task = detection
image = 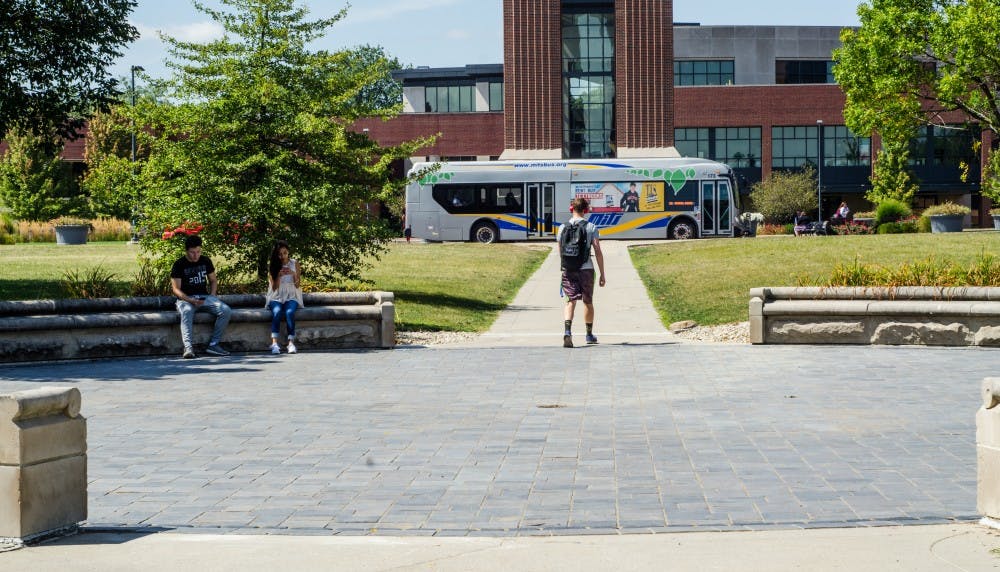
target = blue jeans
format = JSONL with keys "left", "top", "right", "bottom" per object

{"left": 176, "top": 295, "right": 232, "bottom": 349}
{"left": 268, "top": 300, "right": 298, "bottom": 340}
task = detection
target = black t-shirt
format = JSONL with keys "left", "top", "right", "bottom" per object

{"left": 170, "top": 256, "right": 215, "bottom": 296}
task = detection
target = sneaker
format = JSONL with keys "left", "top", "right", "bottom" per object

{"left": 270, "top": 343, "right": 281, "bottom": 355}
{"left": 182, "top": 347, "right": 196, "bottom": 359}
{"left": 287, "top": 341, "right": 297, "bottom": 354}
{"left": 563, "top": 333, "right": 573, "bottom": 348}
{"left": 205, "top": 344, "right": 230, "bottom": 357}
{"left": 586, "top": 334, "right": 599, "bottom": 345}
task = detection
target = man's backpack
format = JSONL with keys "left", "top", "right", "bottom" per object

{"left": 560, "top": 219, "right": 590, "bottom": 271}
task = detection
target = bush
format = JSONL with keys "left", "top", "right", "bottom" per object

{"left": 824, "top": 253, "right": 1000, "bottom": 287}
{"left": 130, "top": 258, "right": 171, "bottom": 297}
{"left": 834, "top": 221, "right": 875, "bottom": 235}
{"left": 874, "top": 198, "right": 912, "bottom": 225}
{"left": 922, "top": 202, "right": 971, "bottom": 216}
{"left": 748, "top": 166, "right": 817, "bottom": 224}
{"left": 875, "top": 219, "right": 918, "bottom": 234}
{"left": 756, "top": 223, "right": 793, "bottom": 235}
{"left": 917, "top": 215, "right": 932, "bottom": 233}
{"left": 60, "top": 265, "right": 119, "bottom": 298}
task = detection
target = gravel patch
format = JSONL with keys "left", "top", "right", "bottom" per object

{"left": 395, "top": 331, "right": 480, "bottom": 346}
{"left": 671, "top": 321, "right": 750, "bottom": 344}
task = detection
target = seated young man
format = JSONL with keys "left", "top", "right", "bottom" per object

{"left": 170, "top": 235, "right": 232, "bottom": 358}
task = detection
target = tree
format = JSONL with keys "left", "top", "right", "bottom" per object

{"left": 834, "top": 0, "right": 1000, "bottom": 202}
{"left": 343, "top": 44, "right": 406, "bottom": 116}
{"left": 81, "top": 103, "right": 144, "bottom": 219}
{"left": 133, "top": 0, "right": 430, "bottom": 282}
{"left": 0, "top": 0, "right": 139, "bottom": 141}
{"left": 0, "top": 127, "right": 84, "bottom": 221}
{"left": 748, "top": 166, "right": 817, "bottom": 224}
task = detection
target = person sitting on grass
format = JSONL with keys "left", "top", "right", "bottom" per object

{"left": 170, "top": 235, "right": 232, "bottom": 359}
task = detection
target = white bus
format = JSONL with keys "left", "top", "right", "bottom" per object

{"left": 404, "top": 158, "right": 742, "bottom": 243}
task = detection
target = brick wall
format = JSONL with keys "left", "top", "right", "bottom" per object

{"left": 354, "top": 114, "right": 504, "bottom": 157}
{"left": 616, "top": 0, "right": 673, "bottom": 149}
{"left": 503, "top": 0, "right": 562, "bottom": 151}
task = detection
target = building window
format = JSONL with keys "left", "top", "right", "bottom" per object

{"left": 675, "top": 127, "right": 761, "bottom": 167}
{"left": 489, "top": 82, "right": 504, "bottom": 112}
{"left": 424, "top": 85, "right": 475, "bottom": 113}
{"left": 823, "top": 126, "right": 871, "bottom": 167}
{"left": 775, "top": 60, "right": 835, "bottom": 84}
{"left": 772, "top": 126, "right": 819, "bottom": 169}
{"left": 909, "top": 125, "right": 979, "bottom": 167}
{"left": 562, "top": 10, "right": 615, "bottom": 159}
{"left": 674, "top": 60, "right": 734, "bottom": 86}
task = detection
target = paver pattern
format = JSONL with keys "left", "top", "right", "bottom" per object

{"left": 0, "top": 344, "right": 994, "bottom": 536}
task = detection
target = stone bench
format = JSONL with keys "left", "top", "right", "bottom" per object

{"left": 0, "top": 292, "right": 395, "bottom": 363}
{"left": 749, "top": 286, "right": 1000, "bottom": 346}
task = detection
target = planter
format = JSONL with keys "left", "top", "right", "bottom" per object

{"left": 929, "top": 214, "right": 965, "bottom": 233}
{"left": 54, "top": 225, "right": 89, "bottom": 245}
{"left": 993, "top": 215, "right": 1000, "bottom": 230}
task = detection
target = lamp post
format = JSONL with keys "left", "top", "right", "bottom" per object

{"left": 129, "top": 65, "right": 144, "bottom": 243}
{"left": 816, "top": 119, "right": 823, "bottom": 222}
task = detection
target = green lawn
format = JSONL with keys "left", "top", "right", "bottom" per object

{"left": 0, "top": 241, "right": 550, "bottom": 332}
{"left": 630, "top": 232, "right": 1000, "bottom": 326}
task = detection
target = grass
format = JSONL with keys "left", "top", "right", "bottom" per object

{"left": 630, "top": 232, "right": 1000, "bottom": 326}
{"left": 0, "top": 242, "right": 141, "bottom": 300}
{"left": 351, "top": 242, "right": 549, "bottom": 331}
{"left": 0, "top": 241, "right": 550, "bottom": 333}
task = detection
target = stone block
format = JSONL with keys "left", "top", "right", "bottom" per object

{"left": 0, "top": 456, "right": 87, "bottom": 539}
{"left": 871, "top": 321, "right": 970, "bottom": 346}
{"left": 769, "top": 320, "right": 866, "bottom": 344}
{"left": 0, "top": 416, "right": 85, "bottom": 466}
{"left": 975, "top": 326, "right": 1000, "bottom": 347}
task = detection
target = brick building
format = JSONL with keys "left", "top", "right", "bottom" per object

{"left": 356, "top": 0, "right": 992, "bottom": 225}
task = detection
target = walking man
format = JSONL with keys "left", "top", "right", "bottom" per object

{"left": 170, "top": 235, "right": 232, "bottom": 358}
{"left": 558, "top": 197, "right": 606, "bottom": 348}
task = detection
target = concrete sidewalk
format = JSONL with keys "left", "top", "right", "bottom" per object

{"left": 461, "top": 240, "right": 678, "bottom": 347}
{"left": 7, "top": 523, "right": 1000, "bottom": 571}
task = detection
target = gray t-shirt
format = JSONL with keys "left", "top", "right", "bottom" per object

{"left": 556, "top": 217, "right": 599, "bottom": 270}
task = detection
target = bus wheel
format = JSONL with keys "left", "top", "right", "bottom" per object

{"left": 669, "top": 220, "right": 696, "bottom": 240}
{"left": 472, "top": 222, "right": 499, "bottom": 244}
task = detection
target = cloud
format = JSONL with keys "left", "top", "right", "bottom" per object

{"left": 349, "top": 0, "right": 462, "bottom": 23}
{"left": 132, "top": 20, "right": 225, "bottom": 43}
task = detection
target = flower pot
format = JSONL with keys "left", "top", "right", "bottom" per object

{"left": 54, "top": 224, "right": 89, "bottom": 245}
{"left": 929, "top": 214, "right": 965, "bottom": 233}
{"left": 993, "top": 215, "right": 1000, "bottom": 230}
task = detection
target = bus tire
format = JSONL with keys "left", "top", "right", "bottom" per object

{"left": 471, "top": 221, "right": 499, "bottom": 243}
{"left": 668, "top": 219, "right": 697, "bottom": 240}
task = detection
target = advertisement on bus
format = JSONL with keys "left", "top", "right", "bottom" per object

{"left": 569, "top": 182, "right": 665, "bottom": 213}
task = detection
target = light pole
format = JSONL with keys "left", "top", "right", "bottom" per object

{"left": 816, "top": 119, "right": 823, "bottom": 222}
{"left": 129, "top": 65, "right": 144, "bottom": 243}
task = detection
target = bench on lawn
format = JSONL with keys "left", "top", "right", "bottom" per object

{"left": 750, "top": 286, "right": 1000, "bottom": 346}
{"left": 0, "top": 292, "right": 395, "bottom": 363}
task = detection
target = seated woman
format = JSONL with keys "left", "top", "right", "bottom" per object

{"left": 831, "top": 201, "right": 851, "bottom": 225}
{"left": 793, "top": 211, "right": 811, "bottom": 236}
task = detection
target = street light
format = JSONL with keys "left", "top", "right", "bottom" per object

{"left": 816, "top": 119, "right": 823, "bottom": 222}
{"left": 129, "top": 65, "right": 144, "bottom": 243}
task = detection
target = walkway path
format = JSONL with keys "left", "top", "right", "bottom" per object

{"left": 461, "top": 240, "right": 676, "bottom": 347}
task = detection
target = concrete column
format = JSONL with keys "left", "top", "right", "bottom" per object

{"left": 978, "top": 378, "right": 1000, "bottom": 524}
{"left": 0, "top": 387, "right": 86, "bottom": 545}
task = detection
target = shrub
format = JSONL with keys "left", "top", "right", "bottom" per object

{"left": 60, "top": 265, "right": 119, "bottom": 298}
{"left": 130, "top": 258, "right": 171, "bottom": 297}
{"left": 875, "top": 218, "right": 918, "bottom": 234}
{"left": 853, "top": 210, "right": 875, "bottom": 219}
{"left": 756, "top": 223, "right": 793, "bottom": 235}
{"left": 822, "top": 253, "right": 1000, "bottom": 287}
{"left": 834, "top": 221, "right": 875, "bottom": 235}
{"left": 922, "top": 202, "right": 971, "bottom": 216}
{"left": 874, "top": 198, "right": 912, "bottom": 225}
{"left": 748, "top": 166, "right": 817, "bottom": 224}
{"left": 917, "top": 215, "right": 932, "bottom": 233}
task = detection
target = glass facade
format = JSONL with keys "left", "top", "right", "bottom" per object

{"left": 424, "top": 85, "right": 476, "bottom": 113}
{"left": 775, "top": 60, "right": 835, "bottom": 84}
{"left": 562, "top": 10, "right": 615, "bottom": 158}
{"left": 675, "top": 127, "right": 760, "bottom": 167}
{"left": 772, "top": 125, "right": 819, "bottom": 168}
{"left": 823, "top": 126, "right": 871, "bottom": 167}
{"left": 674, "top": 60, "right": 735, "bottom": 86}
{"left": 489, "top": 82, "right": 504, "bottom": 112}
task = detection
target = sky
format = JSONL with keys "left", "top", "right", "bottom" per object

{"left": 112, "top": 0, "right": 863, "bottom": 81}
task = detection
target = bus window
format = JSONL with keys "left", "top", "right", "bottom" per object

{"left": 433, "top": 184, "right": 524, "bottom": 214}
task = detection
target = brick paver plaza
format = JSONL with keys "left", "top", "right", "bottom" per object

{"left": 0, "top": 343, "right": 995, "bottom": 536}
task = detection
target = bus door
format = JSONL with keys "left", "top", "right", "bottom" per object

{"left": 526, "top": 183, "right": 556, "bottom": 238}
{"left": 700, "top": 180, "right": 733, "bottom": 236}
